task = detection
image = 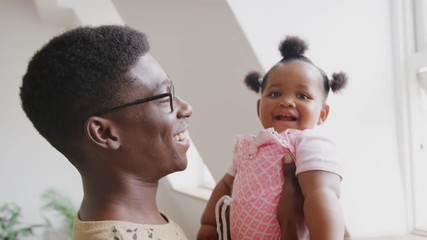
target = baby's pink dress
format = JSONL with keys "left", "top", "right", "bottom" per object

{"left": 227, "top": 128, "right": 343, "bottom": 240}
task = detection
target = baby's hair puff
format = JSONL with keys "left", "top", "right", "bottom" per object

{"left": 244, "top": 35, "right": 348, "bottom": 98}
{"left": 244, "top": 71, "right": 263, "bottom": 94}
{"left": 329, "top": 72, "right": 348, "bottom": 93}
{"left": 279, "top": 36, "right": 308, "bottom": 60}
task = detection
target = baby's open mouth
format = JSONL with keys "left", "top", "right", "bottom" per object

{"left": 275, "top": 114, "right": 297, "bottom": 121}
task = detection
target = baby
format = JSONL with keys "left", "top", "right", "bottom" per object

{"left": 198, "top": 36, "right": 348, "bottom": 240}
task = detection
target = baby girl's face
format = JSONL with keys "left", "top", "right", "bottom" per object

{"left": 257, "top": 60, "right": 329, "bottom": 133}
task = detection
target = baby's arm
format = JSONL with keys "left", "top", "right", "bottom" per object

{"left": 298, "top": 170, "right": 344, "bottom": 240}
{"left": 197, "top": 173, "right": 234, "bottom": 240}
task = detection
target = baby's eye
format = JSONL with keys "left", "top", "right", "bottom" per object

{"left": 268, "top": 92, "right": 281, "bottom": 98}
{"left": 297, "top": 93, "right": 309, "bottom": 100}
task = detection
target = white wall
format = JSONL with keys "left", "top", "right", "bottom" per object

{"left": 0, "top": 0, "right": 410, "bottom": 239}
{"left": 0, "top": 0, "right": 83, "bottom": 230}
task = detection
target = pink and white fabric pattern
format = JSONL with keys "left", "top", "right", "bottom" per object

{"left": 227, "top": 127, "right": 342, "bottom": 240}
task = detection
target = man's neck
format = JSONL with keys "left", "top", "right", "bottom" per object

{"left": 78, "top": 175, "right": 167, "bottom": 224}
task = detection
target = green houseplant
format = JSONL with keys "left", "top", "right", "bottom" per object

{"left": 40, "top": 189, "right": 77, "bottom": 238}
{"left": 0, "top": 189, "right": 76, "bottom": 240}
{"left": 0, "top": 202, "right": 44, "bottom": 240}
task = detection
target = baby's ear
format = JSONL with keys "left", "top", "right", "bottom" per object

{"left": 257, "top": 99, "right": 261, "bottom": 118}
{"left": 318, "top": 104, "right": 330, "bottom": 125}
{"left": 85, "top": 116, "right": 120, "bottom": 149}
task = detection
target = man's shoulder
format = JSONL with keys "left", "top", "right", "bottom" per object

{"left": 73, "top": 214, "right": 189, "bottom": 240}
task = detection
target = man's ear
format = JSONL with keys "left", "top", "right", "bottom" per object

{"left": 85, "top": 116, "right": 120, "bottom": 150}
{"left": 257, "top": 99, "right": 261, "bottom": 118}
{"left": 318, "top": 104, "right": 330, "bottom": 125}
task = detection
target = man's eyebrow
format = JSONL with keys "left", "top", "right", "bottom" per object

{"left": 153, "top": 78, "right": 172, "bottom": 92}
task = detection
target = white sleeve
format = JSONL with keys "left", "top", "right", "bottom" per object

{"left": 294, "top": 129, "right": 343, "bottom": 178}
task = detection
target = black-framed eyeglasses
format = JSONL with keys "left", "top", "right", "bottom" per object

{"left": 93, "top": 82, "right": 175, "bottom": 116}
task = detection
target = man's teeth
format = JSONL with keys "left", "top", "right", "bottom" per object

{"left": 174, "top": 130, "right": 188, "bottom": 141}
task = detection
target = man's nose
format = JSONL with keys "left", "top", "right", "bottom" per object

{"left": 176, "top": 96, "right": 193, "bottom": 118}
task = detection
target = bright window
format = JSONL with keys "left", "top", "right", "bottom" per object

{"left": 403, "top": 0, "right": 427, "bottom": 234}
{"left": 201, "top": 164, "right": 216, "bottom": 190}
{"left": 413, "top": 85, "right": 427, "bottom": 231}
{"left": 396, "top": 0, "right": 427, "bottom": 234}
{"left": 165, "top": 137, "right": 215, "bottom": 201}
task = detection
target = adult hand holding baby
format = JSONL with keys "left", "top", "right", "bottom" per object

{"left": 278, "top": 155, "right": 309, "bottom": 240}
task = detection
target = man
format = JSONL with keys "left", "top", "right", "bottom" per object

{"left": 20, "top": 25, "right": 192, "bottom": 239}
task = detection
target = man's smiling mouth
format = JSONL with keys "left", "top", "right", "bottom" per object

{"left": 174, "top": 130, "right": 189, "bottom": 141}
